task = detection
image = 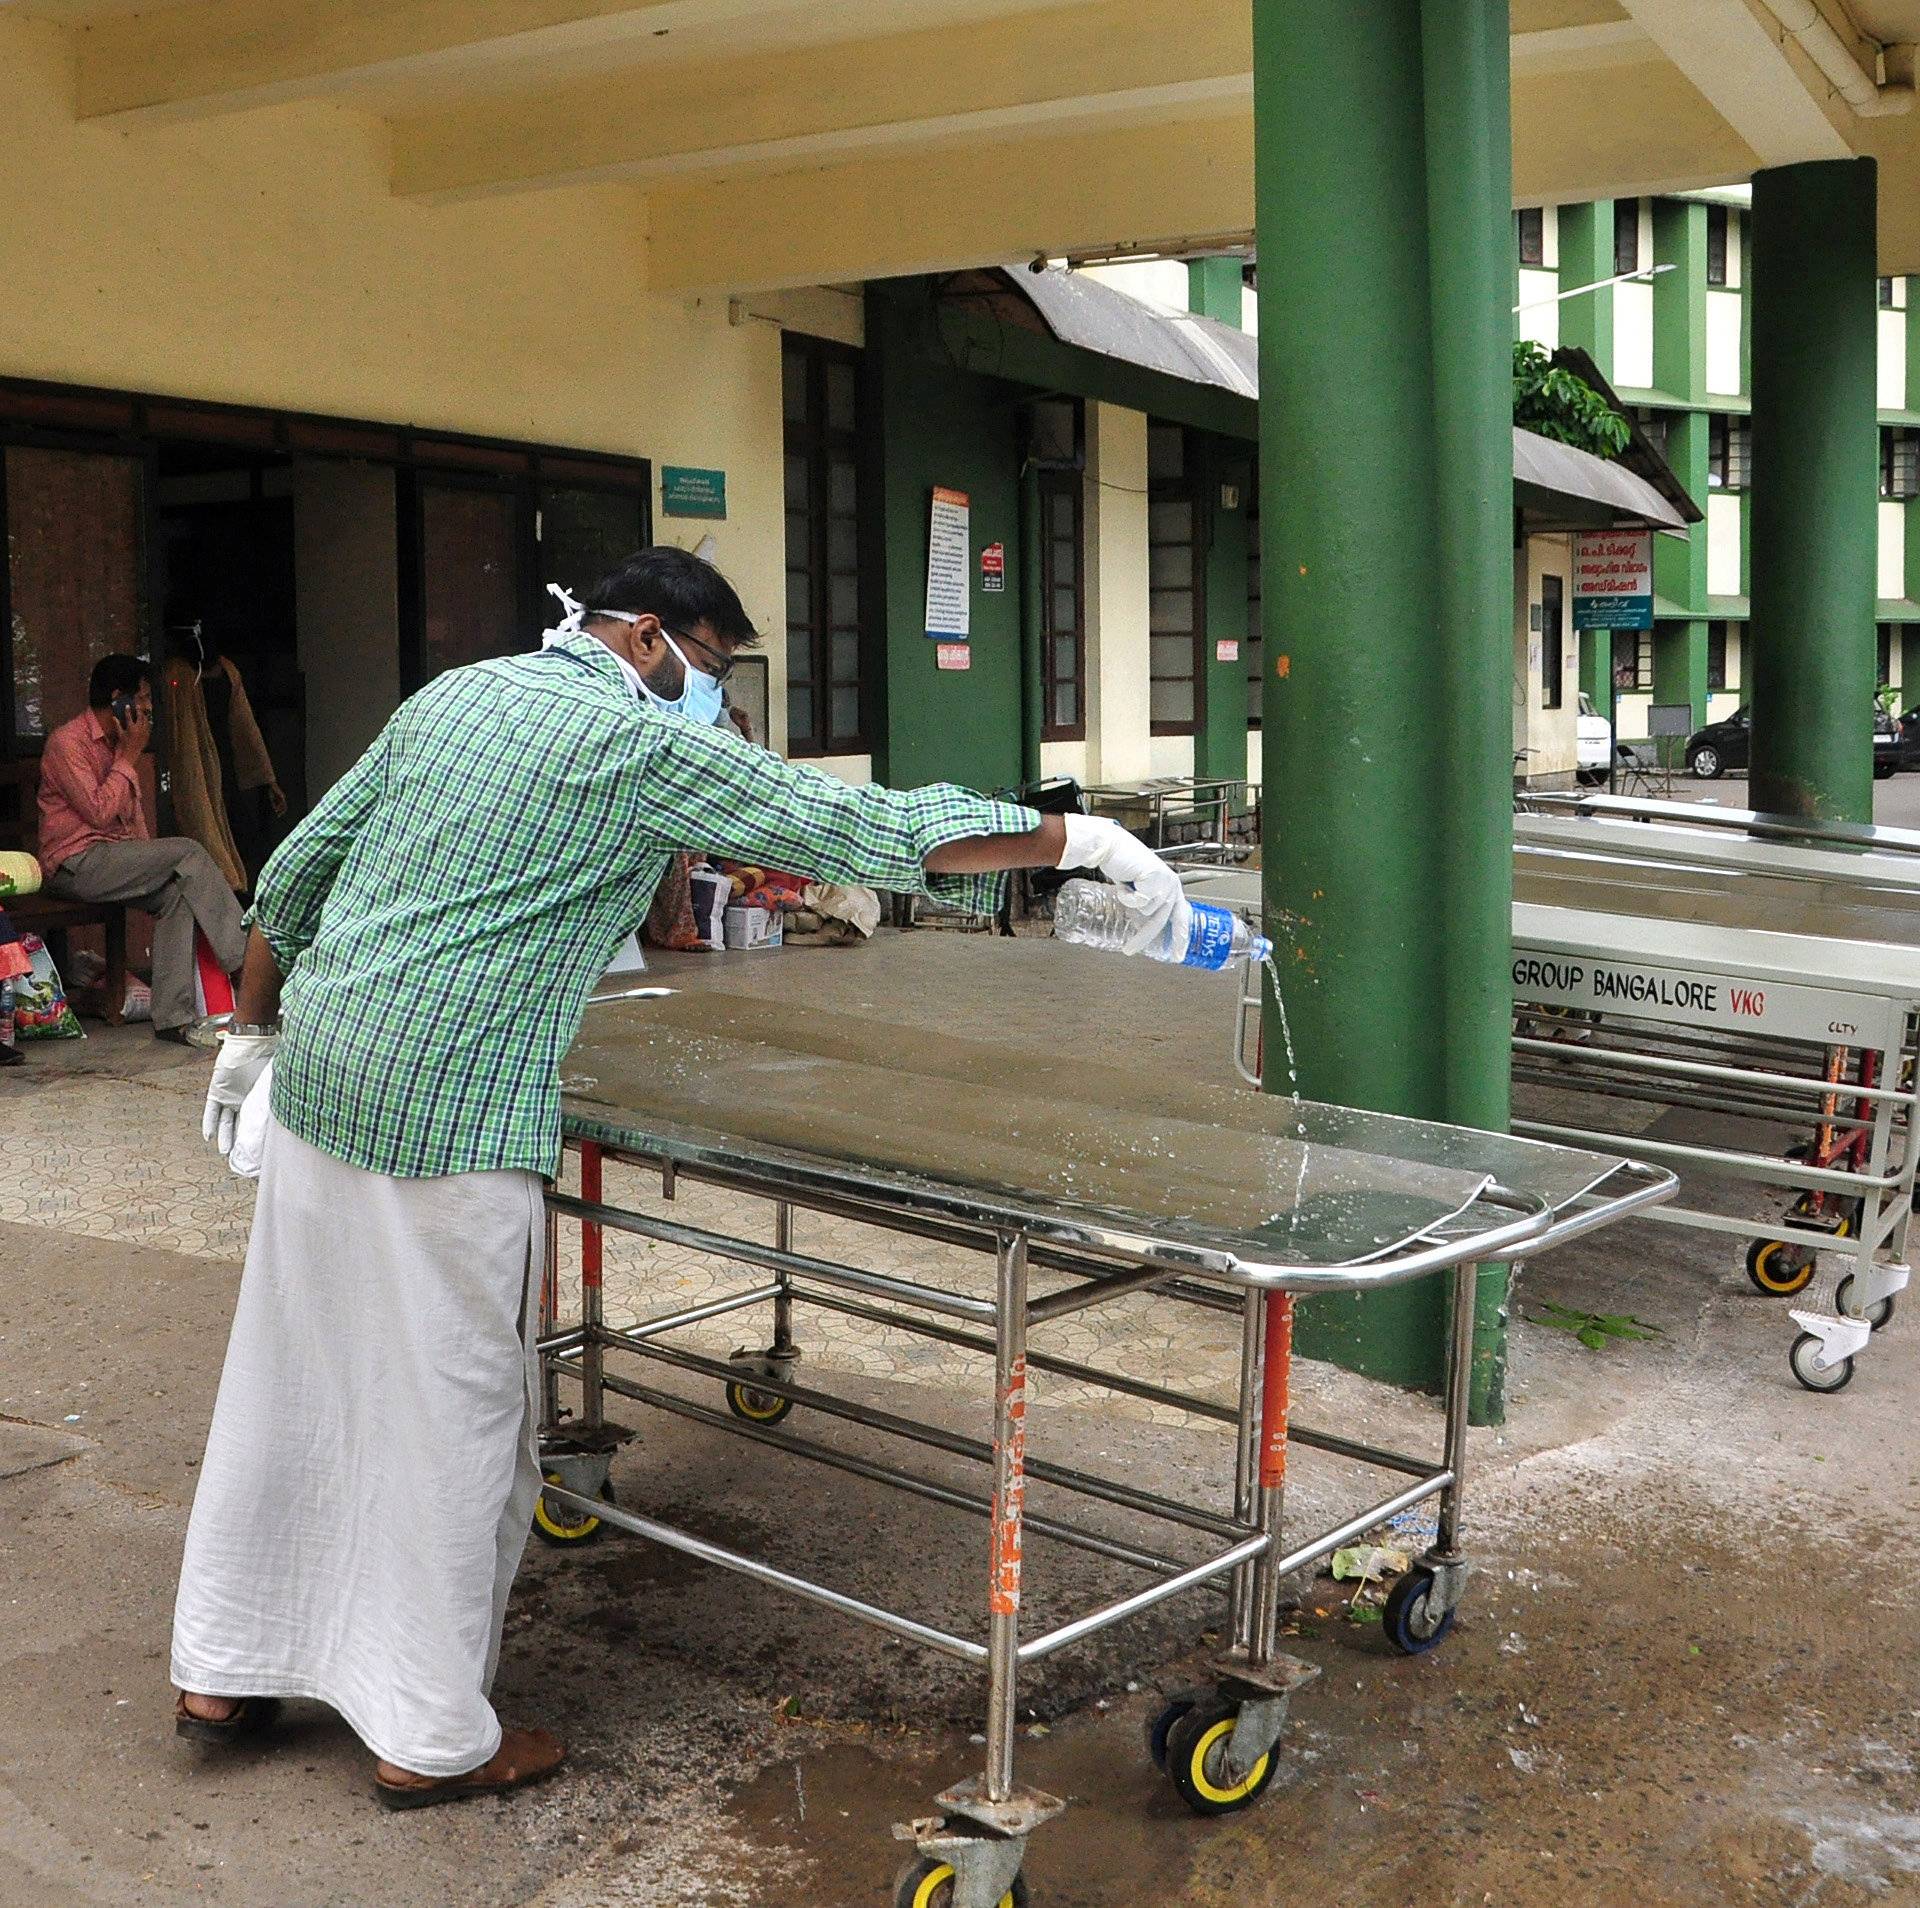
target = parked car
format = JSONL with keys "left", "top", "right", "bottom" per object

{"left": 1575, "top": 691, "right": 1612, "bottom": 786}
{"left": 1900, "top": 705, "right": 1920, "bottom": 769}
{"left": 1876, "top": 704, "right": 1902, "bottom": 778}
{"left": 1684, "top": 705, "right": 1901, "bottom": 780}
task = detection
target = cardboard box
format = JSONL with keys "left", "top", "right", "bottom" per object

{"left": 723, "top": 904, "right": 782, "bottom": 951}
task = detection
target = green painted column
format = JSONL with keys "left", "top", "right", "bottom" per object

{"left": 1652, "top": 200, "right": 1706, "bottom": 404}
{"left": 1423, "top": 0, "right": 1516, "bottom": 1424}
{"left": 1748, "top": 160, "right": 1879, "bottom": 822}
{"left": 1256, "top": 0, "right": 1514, "bottom": 1416}
{"left": 1579, "top": 630, "right": 1610, "bottom": 710}
{"left": 1018, "top": 460, "right": 1043, "bottom": 785}
{"left": 1187, "top": 257, "right": 1243, "bottom": 328}
{"left": 1555, "top": 201, "right": 1615, "bottom": 377}
{"left": 1653, "top": 411, "right": 1710, "bottom": 613}
{"left": 1653, "top": 619, "right": 1709, "bottom": 744}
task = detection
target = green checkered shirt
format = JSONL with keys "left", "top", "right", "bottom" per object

{"left": 256, "top": 633, "right": 1036, "bottom": 1179}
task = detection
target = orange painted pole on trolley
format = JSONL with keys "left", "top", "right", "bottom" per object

{"left": 580, "top": 1141, "right": 604, "bottom": 1292}
{"left": 988, "top": 1353, "right": 1028, "bottom": 1618}
{"left": 1259, "top": 1293, "right": 1294, "bottom": 1490}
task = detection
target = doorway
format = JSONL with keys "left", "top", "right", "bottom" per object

{"left": 157, "top": 444, "right": 302, "bottom": 885}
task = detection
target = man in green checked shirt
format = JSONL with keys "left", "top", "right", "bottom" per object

{"left": 168, "top": 548, "right": 1182, "bottom": 1809}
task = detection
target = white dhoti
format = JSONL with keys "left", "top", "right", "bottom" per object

{"left": 171, "top": 1114, "right": 546, "bottom": 1775}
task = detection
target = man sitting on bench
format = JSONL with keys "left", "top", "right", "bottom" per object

{"left": 38, "top": 655, "right": 247, "bottom": 1045}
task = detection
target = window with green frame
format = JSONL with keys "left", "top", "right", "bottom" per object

{"left": 783, "top": 335, "right": 868, "bottom": 756}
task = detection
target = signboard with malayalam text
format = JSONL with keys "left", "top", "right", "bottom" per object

{"left": 660, "top": 466, "right": 727, "bottom": 519}
{"left": 925, "top": 487, "right": 971, "bottom": 639}
{"left": 1572, "top": 529, "right": 1653, "bottom": 631}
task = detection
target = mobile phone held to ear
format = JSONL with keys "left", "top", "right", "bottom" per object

{"left": 111, "top": 694, "right": 137, "bottom": 727}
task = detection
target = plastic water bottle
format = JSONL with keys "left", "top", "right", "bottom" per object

{"left": 1052, "top": 878, "right": 1272, "bottom": 970}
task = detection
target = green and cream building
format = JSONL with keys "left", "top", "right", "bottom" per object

{"left": 1514, "top": 187, "right": 1920, "bottom": 749}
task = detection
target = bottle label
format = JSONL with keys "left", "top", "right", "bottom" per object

{"left": 1182, "top": 901, "right": 1237, "bottom": 970}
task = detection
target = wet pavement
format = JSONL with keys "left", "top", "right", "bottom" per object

{"left": 3, "top": 929, "right": 1917, "bottom": 1906}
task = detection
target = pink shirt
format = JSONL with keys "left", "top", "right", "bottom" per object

{"left": 36, "top": 709, "right": 149, "bottom": 873}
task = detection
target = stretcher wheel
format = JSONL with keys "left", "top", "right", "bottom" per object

{"left": 532, "top": 1473, "right": 614, "bottom": 1547}
{"left": 1789, "top": 1333, "right": 1855, "bottom": 1394}
{"left": 725, "top": 1381, "right": 795, "bottom": 1425}
{"left": 891, "top": 1857, "right": 1027, "bottom": 1908}
{"left": 1746, "top": 1239, "right": 1816, "bottom": 1297}
{"left": 1834, "top": 1274, "right": 1896, "bottom": 1332}
{"left": 1383, "top": 1567, "right": 1456, "bottom": 1656}
{"left": 1145, "top": 1686, "right": 1207, "bottom": 1773}
{"left": 1165, "top": 1700, "right": 1277, "bottom": 1816}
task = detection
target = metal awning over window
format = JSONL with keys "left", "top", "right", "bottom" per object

{"left": 951, "top": 267, "right": 1689, "bottom": 535}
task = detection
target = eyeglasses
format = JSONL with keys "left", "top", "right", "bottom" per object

{"left": 668, "top": 626, "right": 736, "bottom": 685}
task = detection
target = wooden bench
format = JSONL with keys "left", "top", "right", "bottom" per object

{"left": 1, "top": 758, "right": 128, "bottom": 1025}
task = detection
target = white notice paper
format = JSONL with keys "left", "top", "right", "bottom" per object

{"left": 924, "top": 486, "right": 970, "bottom": 639}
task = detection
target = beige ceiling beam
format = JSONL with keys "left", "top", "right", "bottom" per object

{"left": 392, "top": 0, "right": 1249, "bottom": 201}
{"left": 1614, "top": 0, "right": 1854, "bottom": 165}
{"left": 1509, "top": 20, "right": 1655, "bottom": 77}
{"left": 75, "top": 0, "right": 807, "bottom": 125}
{"left": 1514, "top": 57, "right": 1764, "bottom": 202}
{"left": 643, "top": 113, "right": 1253, "bottom": 295}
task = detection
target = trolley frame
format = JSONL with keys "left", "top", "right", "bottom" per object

{"left": 535, "top": 1030, "right": 1669, "bottom": 1903}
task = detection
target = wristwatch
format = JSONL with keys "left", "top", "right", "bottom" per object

{"left": 227, "top": 1021, "right": 281, "bottom": 1038}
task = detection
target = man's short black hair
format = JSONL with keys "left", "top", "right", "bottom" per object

{"left": 88, "top": 654, "right": 152, "bottom": 708}
{"left": 581, "top": 547, "right": 758, "bottom": 646}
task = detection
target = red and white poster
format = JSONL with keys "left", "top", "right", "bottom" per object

{"left": 935, "top": 642, "right": 971, "bottom": 671}
{"left": 980, "top": 540, "right": 1005, "bottom": 592}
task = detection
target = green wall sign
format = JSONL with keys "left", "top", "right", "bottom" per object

{"left": 661, "top": 466, "right": 727, "bottom": 518}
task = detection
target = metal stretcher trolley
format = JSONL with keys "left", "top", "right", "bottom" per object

{"left": 1511, "top": 797, "right": 1920, "bottom": 1391}
{"left": 534, "top": 991, "right": 1669, "bottom": 1907}
{"left": 1204, "top": 794, "right": 1920, "bottom": 1396}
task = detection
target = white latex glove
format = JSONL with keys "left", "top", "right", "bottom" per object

{"left": 1057, "top": 813, "right": 1185, "bottom": 955}
{"left": 228, "top": 1061, "right": 275, "bottom": 1180}
{"left": 202, "top": 1031, "right": 280, "bottom": 1157}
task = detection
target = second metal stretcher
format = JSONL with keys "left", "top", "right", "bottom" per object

{"left": 533, "top": 989, "right": 1668, "bottom": 1908}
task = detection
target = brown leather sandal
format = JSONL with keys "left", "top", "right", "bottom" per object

{"left": 174, "top": 1692, "right": 283, "bottom": 1744}
{"left": 373, "top": 1727, "right": 565, "bottom": 1811}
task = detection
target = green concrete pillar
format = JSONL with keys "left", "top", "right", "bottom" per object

{"left": 1187, "top": 257, "right": 1243, "bottom": 328}
{"left": 1256, "top": 0, "right": 1514, "bottom": 1416}
{"left": 1653, "top": 411, "right": 1710, "bottom": 615}
{"left": 1579, "top": 630, "right": 1611, "bottom": 711}
{"left": 1556, "top": 201, "right": 1616, "bottom": 377}
{"left": 1018, "top": 460, "right": 1043, "bottom": 785}
{"left": 1748, "top": 159, "right": 1879, "bottom": 822}
{"left": 1653, "top": 619, "right": 1709, "bottom": 750}
{"left": 1652, "top": 200, "right": 1706, "bottom": 404}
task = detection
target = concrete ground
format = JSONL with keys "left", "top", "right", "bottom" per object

{"left": 3, "top": 903, "right": 1919, "bottom": 1907}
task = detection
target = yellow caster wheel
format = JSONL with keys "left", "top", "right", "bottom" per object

{"left": 1745, "top": 1238, "right": 1815, "bottom": 1297}
{"left": 532, "top": 1472, "right": 613, "bottom": 1547}
{"left": 1145, "top": 1685, "right": 1207, "bottom": 1772}
{"left": 725, "top": 1380, "right": 795, "bottom": 1425}
{"left": 1165, "top": 1700, "right": 1277, "bottom": 1817}
{"left": 891, "top": 1857, "right": 1027, "bottom": 1908}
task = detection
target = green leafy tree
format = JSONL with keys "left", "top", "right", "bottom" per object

{"left": 1513, "top": 341, "right": 1631, "bottom": 460}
